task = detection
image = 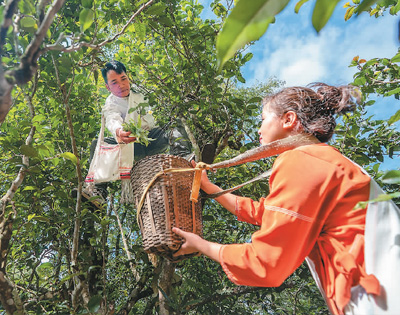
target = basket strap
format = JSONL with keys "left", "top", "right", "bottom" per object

{"left": 202, "top": 169, "right": 272, "bottom": 199}
{"left": 191, "top": 201, "right": 196, "bottom": 233}
{"left": 190, "top": 134, "right": 319, "bottom": 201}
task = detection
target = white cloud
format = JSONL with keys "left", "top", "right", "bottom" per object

{"left": 241, "top": 2, "right": 399, "bottom": 88}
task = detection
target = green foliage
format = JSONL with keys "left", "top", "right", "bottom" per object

{"left": 216, "top": 0, "right": 288, "bottom": 71}
{"left": 215, "top": 0, "right": 386, "bottom": 69}
{"left": 382, "top": 170, "right": 400, "bottom": 184}
{"left": 0, "top": 0, "right": 399, "bottom": 313}
{"left": 312, "top": 0, "right": 341, "bottom": 32}
{"left": 122, "top": 116, "right": 155, "bottom": 146}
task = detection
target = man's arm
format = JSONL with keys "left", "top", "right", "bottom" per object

{"left": 102, "top": 94, "right": 136, "bottom": 143}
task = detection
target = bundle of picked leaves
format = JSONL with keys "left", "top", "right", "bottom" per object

{"left": 122, "top": 115, "right": 155, "bottom": 146}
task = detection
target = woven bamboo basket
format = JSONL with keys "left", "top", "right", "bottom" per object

{"left": 131, "top": 154, "right": 203, "bottom": 262}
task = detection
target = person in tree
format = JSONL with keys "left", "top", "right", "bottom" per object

{"left": 78, "top": 60, "right": 193, "bottom": 206}
{"left": 173, "top": 83, "right": 400, "bottom": 315}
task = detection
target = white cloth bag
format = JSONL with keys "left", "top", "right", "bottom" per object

{"left": 85, "top": 115, "right": 134, "bottom": 184}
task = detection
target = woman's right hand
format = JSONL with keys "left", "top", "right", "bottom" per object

{"left": 191, "top": 160, "right": 237, "bottom": 215}
{"left": 191, "top": 160, "right": 213, "bottom": 193}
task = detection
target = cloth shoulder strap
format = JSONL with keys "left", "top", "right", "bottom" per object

{"left": 203, "top": 169, "right": 272, "bottom": 199}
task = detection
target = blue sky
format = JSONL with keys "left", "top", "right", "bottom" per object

{"left": 200, "top": 0, "right": 399, "bottom": 170}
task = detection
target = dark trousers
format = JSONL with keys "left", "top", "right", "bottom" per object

{"left": 89, "top": 125, "right": 192, "bottom": 197}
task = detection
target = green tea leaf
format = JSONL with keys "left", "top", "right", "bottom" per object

{"left": 146, "top": 2, "right": 167, "bottom": 16}
{"left": 20, "top": 16, "right": 36, "bottom": 28}
{"left": 60, "top": 152, "right": 77, "bottom": 165}
{"left": 79, "top": 8, "right": 94, "bottom": 32}
{"left": 295, "top": 0, "right": 310, "bottom": 14}
{"left": 382, "top": 170, "right": 400, "bottom": 184}
{"left": 122, "top": 119, "right": 154, "bottom": 146}
{"left": 391, "top": 52, "right": 400, "bottom": 63}
{"left": 355, "top": 0, "right": 379, "bottom": 14}
{"left": 82, "top": 0, "right": 93, "bottom": 9}
{"left": 312, "top": 0, "right": 341, "bottom": 33}
{"left": 88, "top": 295, "right": 102, "bottom": 312}
{"left": 20, "top": 145, "right": 38, "bottom": 157}
{"left": 216, "top": 0, "right": 289, "bottom": 71}
{"left": 388, "top": 109, "right": 400, "bottom": 125}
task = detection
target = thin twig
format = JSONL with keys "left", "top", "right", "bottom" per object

{"left": 113, "top": 205, "right": 140, "bottom": 281}
{"left": 45, "top": 0, "right": 154, "bottom": 53}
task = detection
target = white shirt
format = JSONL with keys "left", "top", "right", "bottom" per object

{"left": 102, "top": 91, "right": 156, "bottom": 139}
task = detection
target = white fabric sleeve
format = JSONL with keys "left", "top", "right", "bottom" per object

{"left": 102, "top": 96, "right": 124, "bottom": 138}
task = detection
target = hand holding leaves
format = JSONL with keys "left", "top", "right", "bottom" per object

{"left": 122, "top": 115, "right": 155, "bottom": 146}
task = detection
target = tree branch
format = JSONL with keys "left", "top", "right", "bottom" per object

{"left": 0, "top": 87, "right": 36, "bottom": 314}
{"left": 0, "top": 270, "right": 25, "bottom": 314}
{"left": 45, "top": 0, "right": 154, "bottom": 54}
{"left": 0, "top": 0, "right": 66, "bottom": 123}
{"left": 0, "top": 0, "right": 19, "bottom": 55}
{"left": 113, "top": 205, "right": 140, "bottom": 281}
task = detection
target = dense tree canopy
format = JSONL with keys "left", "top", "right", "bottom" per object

{"left": 0, "top": 0, "right": 399, "bottom": 314}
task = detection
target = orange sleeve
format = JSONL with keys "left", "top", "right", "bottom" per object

{"left": 235, "top": 196, "right": 266, "bottom": 226}
{"left": 220, "top": 149, "right": 343, "bottom": 287}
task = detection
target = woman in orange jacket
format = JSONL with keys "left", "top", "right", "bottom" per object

{"left": 173, "top": 83, "right": 400, "bottom": 314}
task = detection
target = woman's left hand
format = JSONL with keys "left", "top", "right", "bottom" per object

{"left": 172, "top": 227, "right": 202, "bottom": 257}
{"left": 172, "top": 227, "right": 222, "bottom": 262}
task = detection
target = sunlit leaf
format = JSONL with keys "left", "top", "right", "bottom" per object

{"left": 82, "top": 0, "right": 93, "bottom": 9}
{"left": 79, "top": 8, "right": 94, "bottom": 32}
{"left": 19, "top": 0, "right": 35, "bottom": 15}
{"left": 312, "top": 0, "right": 341, "bottom": 33}
{"left": 384, "top": 87, "right": 400, "bottom": 97}
{"left": 355, "top": 0, "right": 379, "bottom": 14}
{"left": 353, "top": 76, "right": 366, "bottom": 85}
{"left": 60, "top": 152, "right": 77, "bottom": 165}
{"left": 295, "top": 0, "right": 310, "bottom": 13}
{"left": 217, "top": 0, "right": 289, "bottom": 71}
{"left": 344, "top": 6, "right": 355, "bottom": 21}
{"left": 382, "top": 170, "right": 400, "bottom": 184}
{"left": 20, "top": 16, "right": 36, "bottom": 29}
{"left": 388, "top": 109, "right": 400, "bottom": 125}
{"left": 391, "top": 52, "right": 400, "bottom": 63}
{"left": 23, "top": 186, "right": 38, "bottom": 191}
{"left": 38, "top": 262, "right": 53, "bottom": 269}
{"left": 146, "top": 2, "right": 167, "bottom": 15}
{"left": 355, "top": 192, "right": 400, "bottom": 209}
{"left": 134, "top": 22, "right": 146, "bottom": 40}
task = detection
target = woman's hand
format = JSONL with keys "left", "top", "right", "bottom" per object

{"left": 190, "top": 160, "right": 237, "bottom": 214}
{"left": 172, "top": 227, "right": 222, "bottom": 262}
{"left": 116, "top": 128, "right": 136, "bottom": 144}
{"left": 172, "top": 227, "right": 202, "bottom": 257}
{"left": 190, "top": 160, "right": 213, "bottom": 192}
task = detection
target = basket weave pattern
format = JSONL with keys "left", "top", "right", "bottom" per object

{"left": 131, "top": 154, "right": 203, "bottom": 261}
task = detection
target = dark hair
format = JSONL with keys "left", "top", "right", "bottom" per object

{"left": 263, "top": 83, "right": 359, "bottom": 143}
{"left": 101, "top": 61, "right": 127, "bottom": 83}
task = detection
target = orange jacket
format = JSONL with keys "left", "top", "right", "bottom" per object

{"left": 219, "top": 143, "right": 380, "bottom": 314}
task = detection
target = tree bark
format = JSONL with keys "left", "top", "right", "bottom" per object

{"left": 158, "top": 259, "right": 175, "bottom": 315}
